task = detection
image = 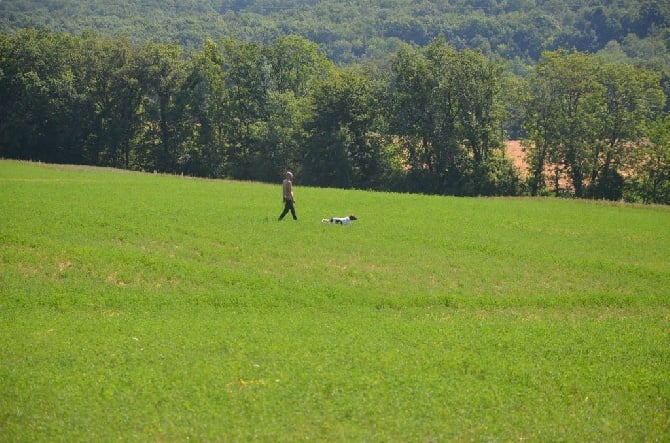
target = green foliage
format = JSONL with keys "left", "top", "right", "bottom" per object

{"left": 523, "top": 50, "right": 666, "bottom": 199}
{"left": 626, "top": 115, "right": 670, "bottom": 204}
{"left": 389, "top": 39, "right": 504, "bottom": 195}
{"left": 0, "top": 29, "right": 668, "bottom": 201}
{"left": 1, "top": 160, "right": 669, "bottom": 440}
{"left": 303, "top": 67, "right": 388, "bottom": 189}
{"left": 1, "top": 0, "right": 669, "bottom": 67}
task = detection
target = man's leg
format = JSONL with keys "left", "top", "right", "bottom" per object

{"left": 278, "top": 202, "right": 290, "bottom": 220}
{"left": 289, "top": 201, "right": 297, "bottom": 220}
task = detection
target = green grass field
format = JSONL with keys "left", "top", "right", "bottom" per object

{"left": 1, "top": 159, "right": 669, "bottom": 441}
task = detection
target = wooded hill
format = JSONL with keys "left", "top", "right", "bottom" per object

{"left": 1, "top": 0, "right": 669, "bottom": 69}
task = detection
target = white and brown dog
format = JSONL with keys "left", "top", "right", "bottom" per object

{"left": 322, "top": 214, "right": 358, "bottom": 225}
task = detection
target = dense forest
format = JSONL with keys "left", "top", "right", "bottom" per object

{"left": 1, "top": 1, "right": 669, "bottom": 202}
{"left": 2, "top": 0, "right": 670, "bottom": 68}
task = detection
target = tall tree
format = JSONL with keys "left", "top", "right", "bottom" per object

{"left": 254, "top": 36, "right": 333, "bottom": 182}
{"left": 587, "top": 61, "right": 665, "bottom": 199}
{"left": 181, "top": 39, "right": 230, "bottom": 177}
{"left": 525, "top": 50, "right": 666, "bottom": 199}
{"left": 390, "top": 39, "right": 505, "bottom": 195}
{"left": 629, "top": 115, "right": 670, "bottom": 204}
{"left": 217, "top": 38, "right": 269, "bottom": 179}
{"left": 0, "top": 30, "right": 85, "bottom": 163}
{"left": 452, "top": 47, "right": 504, "bottom": 190}
{"left": 134, "top": 42, "right": 188, "bottom": 173}
{"left": 390, "top": 42, "right": 439, "bottom": 176}
{"left": 76, "top": 34, "right": 144, "bottom": 168}
{"left": 524, "top": 50, "right": 601, "bottom": 197}
{"left": 303, "top": 67, "right": 386, "bottom": 189}
{"left": 524, "top": 52, "right": 566, "bottom": 196}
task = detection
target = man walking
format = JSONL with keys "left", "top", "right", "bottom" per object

{"left": 278, "top": 171, "right": 297, "bottom": 221}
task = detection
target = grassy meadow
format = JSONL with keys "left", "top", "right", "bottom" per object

{"left": 1, "top": 159, "right": 669, "bottom": 441}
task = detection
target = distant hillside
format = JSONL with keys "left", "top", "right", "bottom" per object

{"left": 1, "top": 0, "right": 669, "bottom": 68}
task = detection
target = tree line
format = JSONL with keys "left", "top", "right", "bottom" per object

{"left": 1, "top": 29, "right": 668, "bottom": 203}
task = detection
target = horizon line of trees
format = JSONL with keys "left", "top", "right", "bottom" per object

{"left": 1, "top": 29, "right": 669, "bottom": 203}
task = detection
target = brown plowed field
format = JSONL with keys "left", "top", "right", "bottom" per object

{"left": 505, "top": 140, "right": 527, "bottom": 176}
{"left": 505, "top": 140, "right": 572, "bottom": 190}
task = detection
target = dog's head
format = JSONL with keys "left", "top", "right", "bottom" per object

{"left": 349, "top": 215, "right": 357, "bottom": 220}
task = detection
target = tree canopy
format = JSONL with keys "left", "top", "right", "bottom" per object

{"left": 2, "top": 30, "right": 668, "bottom": 203}
{"left": 1, "top": 0, "right": 669, "bottom": 69}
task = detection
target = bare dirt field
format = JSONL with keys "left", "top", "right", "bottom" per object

{"left": 505, "top": 140, "right": 527, "bottom": 176}
{"left": 505, "top": 140, "right": 571, "bottom": 191}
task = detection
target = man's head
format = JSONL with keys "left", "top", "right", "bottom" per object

{"left": 286, "top": 171, "right": 293, "bottom": 180}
